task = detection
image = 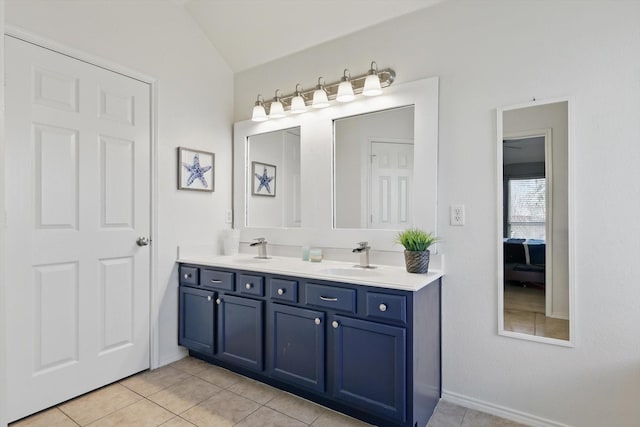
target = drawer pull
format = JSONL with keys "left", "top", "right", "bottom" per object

{"left": 216, "top": 298, "right": 221, "bottom": 305}
{"left": 207, "top": 296, "right": 212, "bottom": 302}
{"left": 245, "top": 283, "right": 252, "bottom": 289}
{"left": 379, "top": 303, "right": 387, "bottom": 312}
{"left": 184, "top": 273, "right": 192, "bottom": 279}
{"left": 277, "top": 288, "right": 285, "bottom": 296}
{"left": 210, "top": 279, "right": 223, "bottom": 284}
{"left": 314, "top": 318, "right": 321, "bottom": 325}
{"left": 320, "top": 296, "right": 338, "bottom": 302}
{"left": 332, "top": 320, "right": 339, "bottom": 329}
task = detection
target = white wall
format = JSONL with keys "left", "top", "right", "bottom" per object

{"left": 235, "top": 1, "right": 640, "bottom": 426}
{"left": 4, "top": 0, "right": 234, "bottom": 369}
{"left": 0, "top": 0, "right": 6, "bottom": 424}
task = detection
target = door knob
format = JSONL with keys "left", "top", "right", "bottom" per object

{"left": 314, "top": 318, "right": 321, "bottom": 325}
{"left": 136, "top": 237, "right": 150, "bottom": 246}
{"left": 332, "top": 320, "right": 339, "bottom": 329}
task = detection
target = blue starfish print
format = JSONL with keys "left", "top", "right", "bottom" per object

{"left": 255, "top": 167, "right": 274, "bottom": 194}
{"left": 183, "top": 153, "right": 212, "bottom": 187}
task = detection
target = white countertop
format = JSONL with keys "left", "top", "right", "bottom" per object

{"left": 177, "top": 253, "right": 443, "bottom": 292}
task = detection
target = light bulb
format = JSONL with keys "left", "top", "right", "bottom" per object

{"left": 336, "top": 69, "right": 354, "bottom": 102}
{"left": 290, "top": 84, "right": 307, "bottom": 114}
{"left": 312, "top": 77, "right": 330, "bottom": 108}
{"left": 269, "top": 90, "right": 286, "bottom": 118}
{"left": 363, "top": 61, "right": 382, "bottom": 96}
{"left": 251, "top": 95, "right": 268, "bottom": 121}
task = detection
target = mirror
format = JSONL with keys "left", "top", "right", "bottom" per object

{"left": 334, "top": 106, "right": 414, "bottom": 229}
{"left": 233, "top": 77, "right": 439, "bottom": 251}
{"left": 246, "top": 127, "right": 301, "bottom": 228}
{"left": 497, "top": 98, "right": 574, "bottom": 345}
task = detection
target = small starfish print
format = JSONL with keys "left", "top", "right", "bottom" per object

{"left": 183, "top": 153, "right": 212, "bottom": 187}
{"left": 255, "top": 167, "right": 274, "bottom": 194}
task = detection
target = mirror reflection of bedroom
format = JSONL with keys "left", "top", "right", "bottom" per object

{"left": 501, "top": 101, "right": 570, "bottom": 341}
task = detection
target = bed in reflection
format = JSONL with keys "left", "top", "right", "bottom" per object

{"left": 503, "top": 238, "right": 545, "bottom": 288}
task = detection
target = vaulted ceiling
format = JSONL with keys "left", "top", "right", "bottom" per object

{"left": 180, "top": 0, "right": 446, "bottom": 72}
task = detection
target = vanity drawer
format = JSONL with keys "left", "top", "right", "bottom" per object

{"left": 305, "top": 283, "right": 356, "bottom": 314}
{"left": 269, "top": 278, "right": 298, "bottom": 303}
{"left": 238, "top": 273, "right": 264, "bottom": 296}
{"left": 180, "top": 266, "right": 199, "bottom": 286}
{"left": 201, "top": 269, "right": 235, "bottom": 291}
{"left": 366, "top": 292, "right": 406, "bottom": 324}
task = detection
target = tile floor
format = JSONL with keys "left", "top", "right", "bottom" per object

{"left": 10, "top": 356, "right": 526, "bottom": 427}
{"left": 503, "top": 282, "right": 569, "bottom": 340}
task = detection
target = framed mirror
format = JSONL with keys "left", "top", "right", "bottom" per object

{"left": 334, "top": 106, "right": 415, "bottom": 229}
{"left": 497, "top": 98, "right": 574, "bottom": 346}
{"left": 233, "top": 77, "right": 438, "bottom": 251}
{"left": 246, "top": 127, "right": 301, "bottom": 228}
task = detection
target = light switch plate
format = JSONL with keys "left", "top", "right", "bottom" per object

{"left": 225, "top": 208, "right": 233, "bottom": 224}
{"left": 450, "top": 205, "right": 465, "bottom": 226}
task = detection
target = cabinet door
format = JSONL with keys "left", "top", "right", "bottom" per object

{"left": 217, "top": 295, "right": 264, "bottom": 371}
{"left": 179, "top": 286, "right": 215, "bottom": 356}
{"left": 268, "top": 304, "right": 325, "bottom": 393}
{"left": 331, "top": 315, "right": 407, "bottom": 423}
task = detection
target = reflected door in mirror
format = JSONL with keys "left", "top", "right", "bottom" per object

{"left": 334, "top": 106, "right": 414, "bottom": 229}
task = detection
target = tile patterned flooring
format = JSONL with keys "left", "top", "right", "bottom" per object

{"left": 11, "top": 357, "right": 526, "bottom": 427}
{"left": 503, "top": 283, "right": 569, "bottom": 340}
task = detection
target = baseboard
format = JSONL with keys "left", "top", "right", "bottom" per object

{"left": 157, "top": 348, "right": 188, "bottom": 368}
{"left": 441, "top": 390, "right": 571, "bottom": 427}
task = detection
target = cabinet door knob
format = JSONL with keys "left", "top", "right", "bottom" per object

{"left": 207, "top": 295, "right": 212, "bottom": 302}
{"left": 184, "top": 273, "right": 191, "bottom": 279}
{"left": 216, "top": 298, "right": 221, "bottom": 305}
{"left": 332, "top": 320, "right": 339, "bottom": 329}
{"left": 245, "top": 283, "right": 252, "bottom": 289}
{"left": 379, "top": 303, "right": 387, "bottom": 312}
{"left": 277, "top": 288, "right": 285, "bottom": 295}
{"left": 314, "top": 318, "right": 321, "bottom": 325}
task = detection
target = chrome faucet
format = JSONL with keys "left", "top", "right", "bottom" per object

{"left": 249, "top": 237, "right": 268, "bottom": 259}
{"left": 352, "top": 241, "right": 373, "bottom": 268}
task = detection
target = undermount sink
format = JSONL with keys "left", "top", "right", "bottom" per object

{"left": 318, "top": 267, "right": 380, "bottom": 277}
{"left": 231, "top": 257, "right": 271, "bottom": 264}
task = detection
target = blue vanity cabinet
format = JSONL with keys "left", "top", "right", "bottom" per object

{"left": 178, "top": 262, "right": 441, "bottom": 427}
{"left": 331, "top": 314, "right": 407, "bottom": 423}
{"left": 178, "top": 286, "right": 216, "bottom": 357}
{"left": 216, "top": 294, "right": 264, "bottom": 371}
{"left": 268, "top": 303, "right": 326, "bottom": 393}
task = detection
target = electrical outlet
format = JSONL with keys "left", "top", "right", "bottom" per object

{"left": 450, "top": 204, "right": 465, "bottom": 226}
{"left": 225, "top": 208, "right": 233, "bottom": 224}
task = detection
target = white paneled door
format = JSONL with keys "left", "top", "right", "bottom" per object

{"left": 369, "top": 141, "right": 413, "bottom": 229}
{"left": 5, "top": 36, "right": 151, "bottom": 422}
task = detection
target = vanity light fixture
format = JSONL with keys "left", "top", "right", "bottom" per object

{"left": 250, "top": 61, "right": 394, "bottom": 118}
{"left": 363, "top": 61, "right": 382, "bottom": 96}
{"left": 312, "top": 77, "right": 330, "bottom": 109}
{"left": 251, "top": 94, "right": 268, "bottom": 122}
{"left": 269, "top": 89, "right": 286, "bottom": 118}
{"left": 336, "top": 69, "right": 355, "bottom": 103}
{"left": 290, "top": 84, "right": 307, "bottom": 114}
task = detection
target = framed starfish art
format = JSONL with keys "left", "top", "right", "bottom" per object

{"left": 178, "top": 147, "right": 215, "bottom": 192}
{"left": 252, "top": 161, "right": 276, "bottom": 197}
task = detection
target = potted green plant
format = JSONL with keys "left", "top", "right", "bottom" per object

{"left": 395, "top": 228, "right": 438, "bottom": 273}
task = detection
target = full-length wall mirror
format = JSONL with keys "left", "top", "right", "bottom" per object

{"left": 334, "top": 106, "right": 414, "bottom": 229}
{"left": 497, "top": 98, "right": 574, "bottom": 346}
{"left": 246, "top": 127, "right": 301, "bottom": 228}
{"left": 234, "top": 77, "right": 438, "bottom": 251}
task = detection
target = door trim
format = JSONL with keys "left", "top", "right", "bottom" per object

{"left": 4, "top": 25, "right": 161, "bottom": 370}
